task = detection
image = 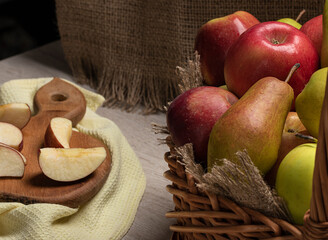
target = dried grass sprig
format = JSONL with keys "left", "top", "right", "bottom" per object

{"left": 173, "top": 144, "right": 292, "bottom": 222}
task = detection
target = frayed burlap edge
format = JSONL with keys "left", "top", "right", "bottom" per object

{"left": 63, "top": 50, "right": 203, "bottom": 114}
{"left": 173, "top": 143, "right": 293, "bottom": 222}
{"left": 65, "top": 56, "right": 181, "bottom": 114}
{"left": 176, "top": 52, "right": 204, "bottom": 95}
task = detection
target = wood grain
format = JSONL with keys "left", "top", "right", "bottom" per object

{"left": 0, "top": 77, "right": 111, "bottom": 208}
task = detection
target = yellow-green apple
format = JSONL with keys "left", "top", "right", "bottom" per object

{"left": 300, "top": 15, "right": 323, "bottom": 55}
{"left": 44, "top": 117, "right": 72, "bottom": 148}
{"left": 39, "top": 147, "right": 107, "bottom": 182}
{"left": 0, "top": 143, "right": 25, "bottom": 177}
{"left": 277, "top": 10, "right": 305, "bottom": 29}
{"left": 195, "top": 11, "right": 259, "bottom": 86}
{"left": 265, "top": 112, "right": 313, "bottom": 186}
{"left": 295, "top": 67, "right": 327, "bottom": 139}
{"left": 275, "top": 143, "right": 316, "bottom": 225}
{"left": 0, "top": 122, "right": 23, "bottom": 151}
{"left": 224, "top": 21, "right": 319, "bottom": 110}
{"left": 277, "top": 18, "right": 302, "bottom": 29}
{"left": 0, "top": 103, "right": 31, "bottom": 129}
{"left": 166, "top": 86, "right": 238, "bottom": 164}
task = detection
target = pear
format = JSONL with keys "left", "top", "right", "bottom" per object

{"left": 207, "top": 64, "right": 297, "bottom": 174}
{"left": 322, "top": 0, "right": 328, "bottom": 67}
{"left": 295, "top": 67, "right": 327, "bottom": 138}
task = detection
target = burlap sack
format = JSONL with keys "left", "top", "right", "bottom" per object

{"left": 55, "top": 0, "right": 324, "bottom": 113}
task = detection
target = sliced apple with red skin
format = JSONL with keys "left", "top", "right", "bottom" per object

{"left": 44, "top": 117, "right": 72, "bottom": 148}
{"left": 0, "top": 143, "right": 27, "bottom": 165}
{"left": 18, "top": 150, "right": 27, "bottom": 165}
{"left": 0, "top": 103, "right": 31, "bottom": 129}
{"left": 0, "top": 122, "right": 23, "bottom": 151}
{"left": 0, "top": 143, "right": 25, "bottom": 177}
{"left": 39, "top": 147, "right": 107, "bottom": 182}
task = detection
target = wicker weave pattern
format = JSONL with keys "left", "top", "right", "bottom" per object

{"left": 164, "top": 139, "right": 305, "bottom": 240}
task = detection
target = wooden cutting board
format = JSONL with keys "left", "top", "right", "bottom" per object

{"left": 0, "top": 78, "right": 111, "bottom": 208}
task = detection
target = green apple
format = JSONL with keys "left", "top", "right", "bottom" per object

{"left": 277, "top": 18, "right": 302, "bottom": 29}
{"left": 295, "top": 67, "right": 327, "bottom": 138}
{"left": 275, "top": 143, "right": 316, "bottom": 225}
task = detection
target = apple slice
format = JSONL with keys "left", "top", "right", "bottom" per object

{"left": 39, "top": 147, "right": 107, "bottom": 182}
{"left": 19, "top": 151, "right": 27, "bottom": 165}
{"left": 44, "top": 117, "right": 72, "bottom": 148}
{"left": 0, "top": 142, "right": 27, "bottom": 165}
{"left": 0, "top": 143, "right": 25, "bottom": 177}
{"left": 0, "top": 103, "right": 31, "bottom": 129}
{"left": 0, "top": 122, "right": 23, "bottom": 151}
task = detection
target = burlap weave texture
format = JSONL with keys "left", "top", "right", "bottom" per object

{"left": 55, "top": 0, "right": 324, "bottom": 113}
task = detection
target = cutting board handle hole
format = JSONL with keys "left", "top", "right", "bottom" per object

{"left": 51, "top": 93, "right": 67, "bottom": 102}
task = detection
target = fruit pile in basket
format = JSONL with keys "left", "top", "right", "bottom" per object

{"left": 166, "top": 7, "right": 327, "bottom": 226}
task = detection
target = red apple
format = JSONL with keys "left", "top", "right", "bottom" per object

{"left": 224, "top": 21, "right": 319, "bottom": 110}
{"left": 265, "top": 112, "right": 313, "bottom": 186}
{"left": 166, "top": 86, "right": 238, "bottom": 164}
{"left": 300, "top": 15, "right": 322, "bottom": 55}
{"left": 195, "top": 11, "right": 259, "bottom": 86}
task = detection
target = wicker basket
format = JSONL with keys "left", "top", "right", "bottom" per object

{"left": 163, "top": 64, "right": 328, "bottom": 239}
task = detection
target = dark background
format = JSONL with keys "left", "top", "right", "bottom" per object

{"left": 0, "top": 0, "right": 59, "bottom": 60}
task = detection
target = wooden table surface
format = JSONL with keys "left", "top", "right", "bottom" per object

{"left": 0, "top": 41, "right": 175, "bottom": 240}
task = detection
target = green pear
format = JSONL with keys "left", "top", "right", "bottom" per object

{"left": 208, "top": 68, "right": 295, "bottom": 174}
{"left": 295, "top": 67, "right": 327, "bottom": 138}
{"left": 275, "top": 143, "right": 316, "bottom": 225}
{"left": 277, "top": 18, "right": 302, "bottom": 29}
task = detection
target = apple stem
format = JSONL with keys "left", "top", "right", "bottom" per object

{"left": 285, "top": 63, "right": 300, "bottom": 83}
{"left": 295, "top": 9, "right": 306, "bottom": 23}
{"left": 295, "top": 132, "right": 318, "bottom": 143}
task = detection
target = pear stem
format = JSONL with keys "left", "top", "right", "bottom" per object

{"left": 295, "top": 9, "right": 306, "bottom": 23}
{"left": 295, "top": 132, "right": 318, "bottom": 143}
{"left": 285, "top": 63, "right": 300, "bottom": 83}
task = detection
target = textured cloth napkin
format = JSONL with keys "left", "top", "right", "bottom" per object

{"left": 0, "top": 78, "right": 146, "bottom": 240}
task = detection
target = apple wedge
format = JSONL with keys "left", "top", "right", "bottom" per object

{"left": 0, "top": 143, "right": 27, "bottom": 165}
{"left": 0, "top": 122, "right": 23, "bottom": 151}
{"left": 39, "top": 147, "right": 107, "bottom": 182}
{"left": 44, "top": 117, "right": 72, "bottom": 148}
{"left": 0, "top": 143, "right": 25, "bottom": 177}
{"left": 0, "top": 103, "right": 31, "bottom": 129}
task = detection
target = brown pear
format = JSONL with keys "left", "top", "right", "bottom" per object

{"left": 207, "top": 65, "right": 297, "bottom": 174}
